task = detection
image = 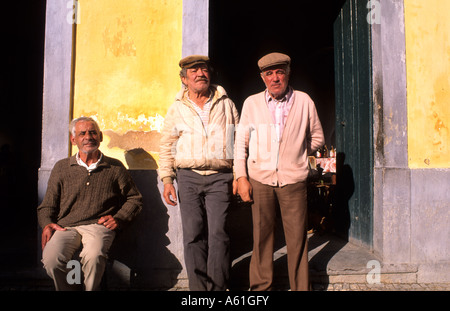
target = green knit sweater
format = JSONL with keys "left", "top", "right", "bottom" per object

{"left": 37, "top": 155, "right": 143, "bottom": 229}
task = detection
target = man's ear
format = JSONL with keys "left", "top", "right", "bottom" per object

{"left": 99, "top": 131, "right": 103, "bottom": 142}
{"left": 70, "top": 135, "right": 76, "bottom": 145}
{"left": 260, "top": 72, "right": 265, "bottom": 83}
{"left": 181, "top": 76, "right": 187, "bottom": 86}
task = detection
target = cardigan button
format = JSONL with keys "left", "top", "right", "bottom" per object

{"left": 86, "top": 182, "right": 90, "bottom": 186}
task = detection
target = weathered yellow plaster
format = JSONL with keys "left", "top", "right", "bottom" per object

{"left": 72, "top": 0, "right": 182, "bottom": 168}
{"left": 405, "top": 0, "right": 450, "bottom": 168}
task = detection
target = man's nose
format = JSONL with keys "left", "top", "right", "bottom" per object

{"left": 84, "top": 132, "right": 94, "bottom": 139}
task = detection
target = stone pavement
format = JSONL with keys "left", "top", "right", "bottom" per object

{"left": 166, "top": 232, "right": 450, "bottom": 292}
{"left": 317, "top": 282, "right": 450, "bottom": 291}
{"left": 304, "top": 232, "right": 449, "bottom": 291}
{"left": 1, "top": 232, "right": 449, "bottom": 291}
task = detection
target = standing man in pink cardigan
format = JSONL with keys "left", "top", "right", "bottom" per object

{"left": 234, "top": 52, "right": 324, "bottom": 291}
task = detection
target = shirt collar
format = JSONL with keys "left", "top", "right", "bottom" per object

{"left": 75, "top": 152, "right": 103, "bottom": 172}
{"left": 265, "top": 86, "right": 293, "bottom": 104}
{"left": 185, "top": 89, "right": 213, "bottom": 109}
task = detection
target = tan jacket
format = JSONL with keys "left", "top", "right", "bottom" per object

{"left": 234, "top": 89, "right": 324, "bottom": 186}
{"left": 158, "top": 85, "right": 239, "bottom": 184}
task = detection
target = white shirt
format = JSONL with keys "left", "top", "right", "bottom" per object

{"left": 76, "top": 152, "right": 103, "bottom": 172}
{"left": 188, "top": 94, "right": 213, "bottom": 132}
{"left": 265, "top": 87, "right": 294, "bottom": 141}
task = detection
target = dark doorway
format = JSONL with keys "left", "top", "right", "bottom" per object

{"left": 209, "top": 0, "right": 346, "bottom": 147}
{"left": 210, "top": 0, "right": 349, "bottom": 289}
{"left": 0, "top": 1, "right": 46, "bottom": 273}
{"left": 210, "top": 0, "right": 375, "bottom": 250}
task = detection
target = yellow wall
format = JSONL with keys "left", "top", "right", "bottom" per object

{"left": 405, "top": 0, "right": 450, "bottom": 168}
{"left": 72, "top": 0, "right": 183, "bottom": 169}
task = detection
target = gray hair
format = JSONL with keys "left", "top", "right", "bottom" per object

{"left": 179, "top": 67, "right": 188, "bottom": 79}
{"left": 69, "top": 116, "right": 101, "bottom": 137}
{"left": 285, "top": 65, "right": 291, "bottom": 76}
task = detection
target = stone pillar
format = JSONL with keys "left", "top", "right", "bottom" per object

{"left": 372, "top": 0, "right": 450, "bottom": 282}
{"left": 39, "top": 0, "right": 75, "bottom": 202}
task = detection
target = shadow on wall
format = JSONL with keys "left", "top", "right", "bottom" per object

{"left": 107, "top": 150, "right": 355, "bottom": 290}
{"left": 307, "top": 152, "right": 354, "bottom": 288}
{"left": 107, "top": 148, "right": 182, "bottom": 290}
{"left": 333, "top": 152, "right": 353, "bottom": 240}
{"left": 112, "top": 148, "right": 265, "bottom": 290}
{"left": 227, "top": 200, "right": 253, "bottom": 290}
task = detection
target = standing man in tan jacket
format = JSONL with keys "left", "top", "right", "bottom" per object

{"left": 234, "top": 52, "right": 324, "bottom": 291}
{"left": 158, "top": 55, "right": 239, "bottom": 290}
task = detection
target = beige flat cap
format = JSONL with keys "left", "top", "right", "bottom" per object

{"left": 179, "top": 55, "right": 210, "bottom": 69}
{"left": 258, "top": 52, "right": 291, "bottom": 71}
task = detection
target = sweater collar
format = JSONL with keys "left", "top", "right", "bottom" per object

{"left": 69, "top": 152, "right": 110, "bottom": 170}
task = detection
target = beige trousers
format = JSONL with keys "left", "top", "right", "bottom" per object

{"left": 249, "top": 179, "right": 309, "bottom": 291}
{"left": 42, "top": 224, "right": 115, "bottom": 291}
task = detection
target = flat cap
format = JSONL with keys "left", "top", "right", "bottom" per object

{"left": 179, "top": 55, "right": 210, "bottom": 69}
{"left": 258, "top": 52, "right": 291, "bottom": 71}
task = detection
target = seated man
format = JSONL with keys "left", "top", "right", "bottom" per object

{"left": 38, "top": 116, "right": 143, "bottom": 291}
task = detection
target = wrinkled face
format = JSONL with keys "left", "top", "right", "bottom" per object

{"left": 260, "top": 65, "right": 290, "bottom": 99}
{"left": 181, "top": 64, "right": 210, "bottom": 94}
{"left": 70, "top": 120, "right": 103, "bottom": 155}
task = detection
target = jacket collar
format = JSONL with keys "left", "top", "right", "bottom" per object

{"left": 176, "top": 84, "right": 228, "bottom": 108}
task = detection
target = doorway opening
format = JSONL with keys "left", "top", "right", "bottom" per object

{"left": 209, "top": 0, "right": 346, "bottom": 148}
{"left": 209, "top": 0, "right": 354, "bottom": 289}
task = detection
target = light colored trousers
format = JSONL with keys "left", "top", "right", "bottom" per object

{"left": 42, "top": 224, "right": 116, "bottom": 291}
{"left": 249, "top": 179, "right": 309, "bottom": 291}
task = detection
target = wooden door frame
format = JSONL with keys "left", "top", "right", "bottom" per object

{"left": 334, "top": 0, "right": 374, "bottom": 247}
{"left": 334, "top": 0, "right": 412, "bottom": 259}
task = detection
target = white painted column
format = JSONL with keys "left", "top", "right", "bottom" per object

{"left": 39, "top": 0, "right": 75, "bottom": 201}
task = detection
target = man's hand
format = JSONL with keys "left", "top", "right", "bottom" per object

{"left": 236, "top": 177, "right": 253, "bottom": 203}
{"left": 98, "top": 215, "right": 119, "bottom": 231}
{"left": 41, "top": 223, "right": 66, "bottom": 250}
{"left": 163, "top": 183, "right": 178, "bottom": 206}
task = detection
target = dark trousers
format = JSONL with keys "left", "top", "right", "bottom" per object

{"left": 177, "top": 169, "right": 233, "bottom": 291}
{"left": 249, "top": 178, "right": 309, "bottom": 291}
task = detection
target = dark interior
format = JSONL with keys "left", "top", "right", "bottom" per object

{"left": 209, "top": 0, "right": 347, "bottom": 147}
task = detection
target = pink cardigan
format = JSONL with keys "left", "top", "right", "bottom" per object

{"left": 234, "top": 90, "right": 324, "bottom": 186}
